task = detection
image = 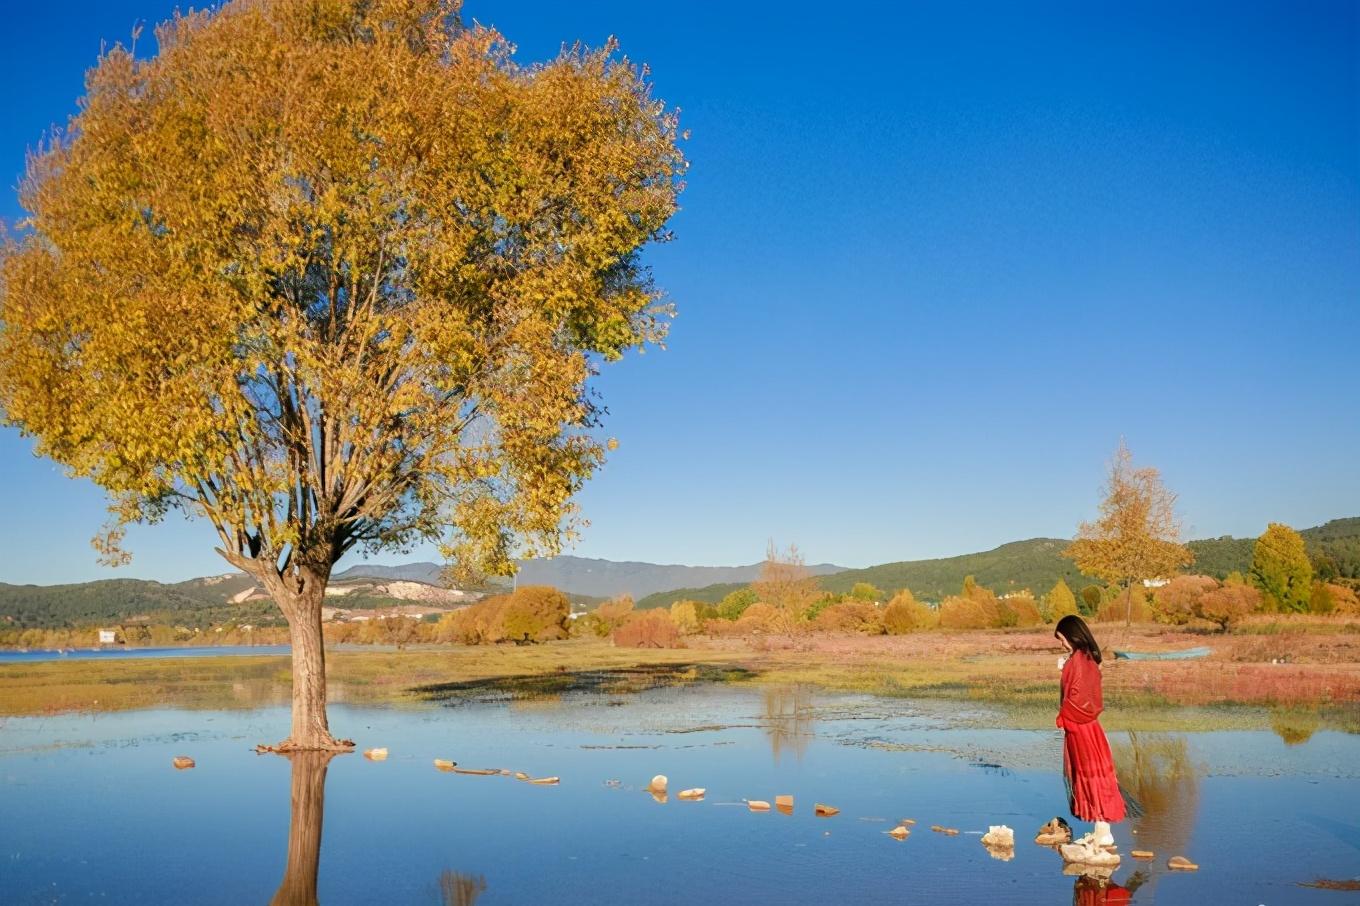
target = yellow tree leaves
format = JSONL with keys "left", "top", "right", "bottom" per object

{"left": 1064, "top": 441, "right": 1193, "bottom": 624}
{"left": 0, "top": 0, "right": 685, "bottom": 590}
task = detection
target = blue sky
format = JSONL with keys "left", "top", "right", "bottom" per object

{"left": 1, "top": 1, "right": 1357, "bottom": 585}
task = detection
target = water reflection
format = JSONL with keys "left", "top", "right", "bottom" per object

{"left": 1270, "top": 707, "right": 1321, "bottom": 746}
{"left": 1112, "top": 732, "right": 1200, "bottom": 855}
{"left": 761, "top": 685, "right": 814, "bottom": 763}
{"left": 1070, "top": 870, "right": 1142, "bottom": 905}
{"left": 270, "top": 751, "right": 340, "bottom": 906}
{"left": 437, "top": 870, "right": 487, "bottom": 906}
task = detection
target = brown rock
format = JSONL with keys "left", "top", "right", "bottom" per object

{"left": 433, "top": 759, "right": 456, "bottom": 772}
{"left": 677, "top": 788, "right": 706, "bottom": 800}
{"left": 1168, "top": 856, "right": 1199, "bottom": 871}
{"left": 815, "top": 803, "right": 840, "bottom": 817}
{"left": 527, "top": 776, "right": 559, "bottom": 785}
{"left": 748, "top": 800, "right": 772, "bottom": 811}
{"left": 1131, "top": 850, "right": 1154, "bottom": 860}
{"left": 775, "top": 794, "right": 794, "bottom": 811}
{"left": 513, "top": 771, "right": 530, "bottom": 781}
{"left": 172, "top": 756, "right": 194, "bottom": 770}
{"left": 362, "top": 748, "right": 388, "bottom": 761}
{"left": 900, "top": 818, "right": 917, "bottom": 826}
{"left": 1034, "top": 817, "right": 1072, "bottom": 846}
{"left": 648, "top": 774, "right": 668, "bottom": 793}
{"left": 453, "top": 767, "right": 499, "bottom": 775}
{"left": 889, "top": 825, "right": 910, "bottom": 839}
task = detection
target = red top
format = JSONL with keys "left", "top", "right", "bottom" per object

{"left": 1057, "top": 650, "right": 1103, "bottom": 729}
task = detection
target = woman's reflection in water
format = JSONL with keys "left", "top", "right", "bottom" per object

{"left": 1069, "top": 868, "right": 1147, "bottom": 905}
{"left": 270, "top": 751, "right": 339, "bottom": 906}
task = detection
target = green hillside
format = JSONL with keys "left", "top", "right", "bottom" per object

{"left": 0, "top": 579, "right": 282, "bottom": 630}
{"left": 819, "top": 538, "right": 1095, "bottom": 601}
{"left": 640, "top": 517, "right": 1360, "bottom": 607}
{"left": 636, "top": 582, "right": 747, "bottom": 610}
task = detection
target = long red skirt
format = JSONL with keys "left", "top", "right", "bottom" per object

{"left": 1062, "top": 720, "right": 1126, "bottom": 823}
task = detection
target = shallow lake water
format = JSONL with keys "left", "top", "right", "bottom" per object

{"left": 1, "top": 679, "right": 1357, "bottom": 904}
{"left": 0, "top": 644, "right": 293, "bottom": 664}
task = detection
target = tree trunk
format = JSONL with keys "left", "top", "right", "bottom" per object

{"left": 269, "top": 574, "right": 351, "bottom": 751}
{"left": 1125, "top": 579, "right": 1134, "bottom": 627}
{"left": 270, "top": 751, "right": 338, "bottom": 906}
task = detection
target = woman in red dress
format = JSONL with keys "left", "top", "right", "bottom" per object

{"left": 1054, "top": 615, "right": 1126, "bottom": 857}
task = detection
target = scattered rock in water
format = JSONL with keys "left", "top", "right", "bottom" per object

{"left": 677, "top": 788, "right": 706, "bottom": 800}
{"left": 513, "top": 771, "right": 530, "bottom": 781}
{"left": 649, "top": 790, "right": 669, "bottom": 804}
{"left": 930, "top": 825, "right": 959, "bottom": 835}
{"left": 433, "top": 759, "right": 457, "bottom": 772}
{"left": 1168, "top": 856, "right": 1199, "bottom": 871}
{"left": 748, "top": 800, "right": 772, "bottom": 811}
{"left": 775, "top": 794, "right": 794, "bottom": 813}
{"left": 1059, "top": 839, "right": 1120, "bottom": 868}
{"left": 899, "top": 818, "right": 917, "bottom": 826}
{"left": 453, "top": 767, "right": 499, "bottom": 775}
{"left": 888, "top": 825, "right": 911, "bottom": 840}
{"left": 605, "top": 779, "right": 622, "bottom": 787}
{"left": 527, "top": 776, "right": 560, "bottom": 785}
{"left": 1131, "top": 850, "right": 1155, "bottom": 860}
{"left": 363, "top": 748, "right": 388, "bottom": 761}
{"left": 172, "top": 756, "right": 195, "bottom": 770}
{"left": 1034, "top": 816, "right": 1072, "bottom": 846}
{"left": 981, "top": 826, "right": 1014, "bottom": 848}
{"left": 1063, "top": 863, "right": 1115, "bottom": 881}
{"left": 814, "top": 804, "right": 839, "bottom": 817}
{"left": 648, "top": 774, "right": 668, "bottom": 794}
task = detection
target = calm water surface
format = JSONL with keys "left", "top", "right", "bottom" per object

{"left": 0, "top": 645, "right": 292, "bottom": 663}
{"left": 1, "top": 682, "right": 1356, "bottom": 905}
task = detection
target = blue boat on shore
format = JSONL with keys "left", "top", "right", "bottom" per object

{"left": 1112, "top": 646, "right": 1212, "bottom": 661}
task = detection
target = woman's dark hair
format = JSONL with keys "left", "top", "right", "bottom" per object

{"left": 1054, "top": 614, "right": 1102, "bottom": 665}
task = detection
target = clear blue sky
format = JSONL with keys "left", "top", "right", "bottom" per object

{"left": 1, "top": 1, "right": 1357, "bottom": 585}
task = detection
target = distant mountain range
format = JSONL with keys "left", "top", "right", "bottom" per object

{"left": 337, "top": 556, "right": 847, "bottom": 600}
{"left": 3, "top": 519, "right": 1356, "bottom": 629}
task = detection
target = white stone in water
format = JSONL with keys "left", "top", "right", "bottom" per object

{"left": 648, "top": 774, "right": 668, "bottom": 792}
{"left": 981, "top": 825, "right": 1015, "bottom": 848}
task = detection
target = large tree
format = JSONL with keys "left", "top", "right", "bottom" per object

{"left": 1064, "top": 441, "right": 1193, "bottom": 625}
{"left": 0, "top": 0, "right": 684, "bottom": 749}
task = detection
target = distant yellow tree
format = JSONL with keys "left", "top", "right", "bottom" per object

{"left": 882, "top": 589, "right": 936, "bottom": 633}
{"left": 753, "top": 542, "right": 822, "bottom": 633}
{"left": 0, "top": 1, "right": 684, "bottom": 749}
{"left": 1065, "top": 442, "right": 1194, "bottom": 625}
{"left": 1045, "top": 579, "right": 1079, "bottom": 622}
{"left": 670, "top": 600, "right": 700, "bottom": 635}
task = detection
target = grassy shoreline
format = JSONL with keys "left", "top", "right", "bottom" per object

{"left": 3, "top": 630, "right": 1357, "bottom": 735}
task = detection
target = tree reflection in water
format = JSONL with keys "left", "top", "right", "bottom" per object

{"left": 438, "top": 871, "right": 488, "bottom": 906}
{"left": 270, "top": 751, "right": 341, "bottom": 906}
{"left": 1110, "top": 731, "right": 1200, "bottom": 901}
{"left": 762, "top": 685, "right": 815, "bottom": 763}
